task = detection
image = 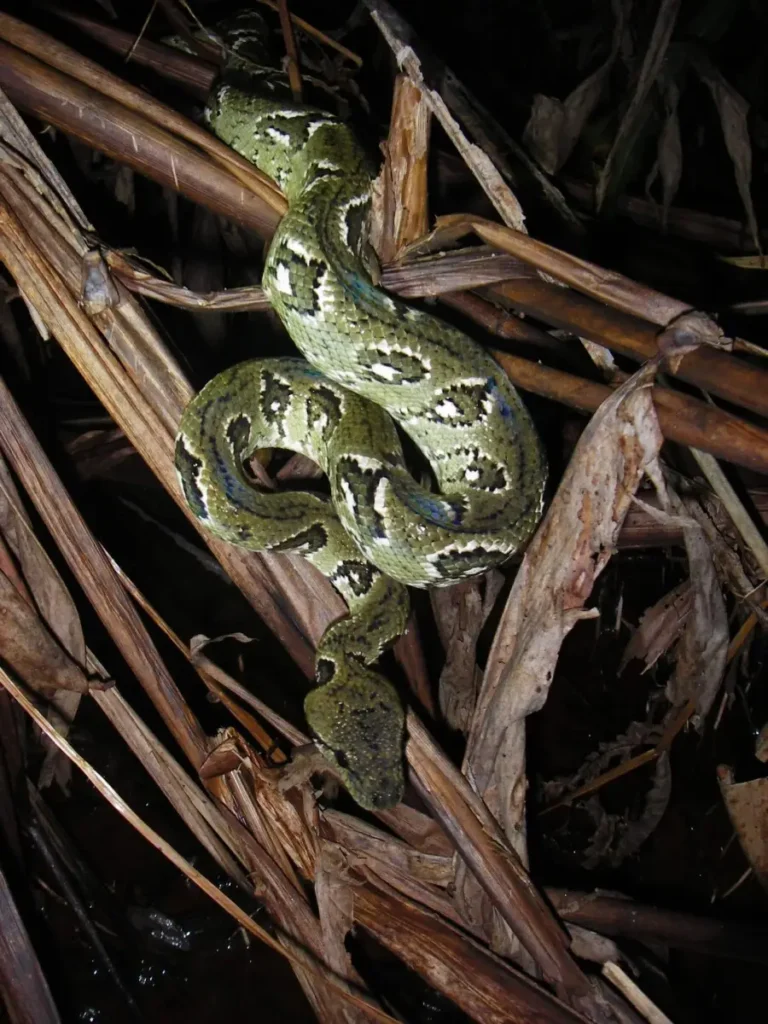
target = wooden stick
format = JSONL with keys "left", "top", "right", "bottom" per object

{"left": 490, "top": 347, "right": 768, "bottom": 476}
{"left": 491, "top": 277, "right": 768, "bottom": 419}
{"left": 0, "top": 41, "right": 284, "bottom": 238}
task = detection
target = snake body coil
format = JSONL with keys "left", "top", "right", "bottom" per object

{"left": 175, "top": 18, "right": 546, "bottom": 809}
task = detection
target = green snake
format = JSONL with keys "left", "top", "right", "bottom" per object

{"left": 175, "top": 15, "right": 546, "bottom": 810}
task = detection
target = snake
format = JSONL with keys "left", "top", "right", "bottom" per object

{"left": 174, "top": 14, "right": 547, "bottom": 810}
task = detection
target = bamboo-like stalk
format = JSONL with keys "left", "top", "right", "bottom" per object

{"left": 0, "top": 39, "right": 283, "bottom": 237}
{"left": 490, "top": 276, "right": 768, "bottom": 418}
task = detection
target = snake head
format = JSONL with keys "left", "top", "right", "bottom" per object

{"left": 304, "top": 665, "right": 405, "bottom": 811}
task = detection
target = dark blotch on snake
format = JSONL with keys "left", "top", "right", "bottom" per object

{"left": 332, "top": 560, "right": 376, "bottom": 599}
{"left": 260, "top": 369, "right": 293, "bottom": 424}
{"left": 425, "top": 379, "right": 496, "bottom": 426}
{"left": 306, "top": 384, "right": 343, "bottom": 440}
{"left": 225, "top": 413, "right": 252, "bottom": 456}
{"left": 174, "top": 439, "right": 208, "bottom": 520}
{"left": 333, "top": 458, "right": 387, "bottom": 538}
{"left": 269, "top": 522, "right": 329, "bottom": 555}
{"left": 428, "top": 546, "right": 496, "bottom": 578}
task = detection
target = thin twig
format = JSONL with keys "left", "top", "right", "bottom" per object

{"left": 602, "top": 962, "right": 673, "bottom": 1024}
{"left": 276, "top": 0, "right": 303, "bottom": 102}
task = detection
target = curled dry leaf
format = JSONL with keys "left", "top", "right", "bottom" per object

{"left": 619, "top": 580, "right": 692, "bottom": 675}
{"left": 189, "top": 632, "right": 257, "bottom": 657}
{"left": 464, "top": 359, "right": 664, "bottom": 848}
{"left": 522, "top": 94, "right": 566, "bottom": 177}
{"left": 582, "top": 752, "right": 672, "bottom": 870}
{"left": 645, "top": 78, "right": 683, "bottom": 230}
{"left": 198, "top": 734, "right": 243, "bottom": 780}
{"left": 541, "top": 716, "right": 673, "bottom": 868}
{"left": 0, "top": 454, "right": 85, "bottom": 661}
{"left": 690, "top": 50, "right": 761, "bottom": 255}
{"left": 658, "top": 80, "right": 682, "bottom": 228}
{"left": 0, "top": 567, "right": 91, "bottom": 697}
{"left": 523, "top": 4, "right": 622, "bottom": 176}
{"left": 596, "top": 0, "right": 683, "bottom": 210}
{"left": 0, "top": 451, "right": 90, "bottom": 788}
{"left": 79, "top": 249, "right": 120, "bottom": 314}
{"left": 717, "top": 766, "right": 768, "bottom": 892}
{"left": 541, "top": 719, "right": 663, "bottom": 811}
{"left": 635, "top": 493, "right": 729, "bottom": 719}
{"left": 656, "top": 310, "right": 728, "bottom": 368}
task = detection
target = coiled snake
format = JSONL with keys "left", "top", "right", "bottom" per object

{"left": 175, "top": 16, "right": 546, "bottom": 809}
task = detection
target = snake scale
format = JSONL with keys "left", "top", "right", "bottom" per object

{"left": 175, "top": 15, "right": 546, "bottom": 810}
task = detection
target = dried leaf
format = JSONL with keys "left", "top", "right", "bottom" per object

{"left": 633, "top": 492, "right": 728, "bottom": 718}
{"left": 580, "top": 796, "right": 616, "bottom": 868}
{"left": 0, "top": 453, "right": 91, "bottom": 788}
{"left": 465, "top": 360, "right": 664, "bottom": 845}
{"left": 0, "top": 454, "right": 85, "bottom": 661}
{"left": 541, "top": 715, "right": 671, "bottom": 868}
{"left": 611, "top": 751, "right": 671, "bottom": 865}
{"left": 523, "top": 94, "right": 566, "bottom": 176}
{"left": 0, "top": 567, "right": 90, "bottom": 697}
{"left": 619, "top": 580, "right": 692, "bottom": 674}
{"left": 523, "top": 28, "right": 619, "bottom": 176}
{"left": 189, "top": 632, "right": 257, "bottom": 656}
{"left": 651, "top": 79, "right": 682, "bottom": 228}
{"left": 655, "top": 310, "right": 727, "bottom": 368}
{"left": 691, "top": 51, "right": 761, "bottom": 255}
{"left": 719, "top": 255, "right": 768, "bottom": 269}
{"left": 718, "top": 766, "right": 768, "bottom": 891}
{"left": 597, "top": 0, "right": 683, "bottom": 210}
{"left": 430, "top": 579, "right": 484, "bottom": 732}
{"left": 199, "top": 736, "right": 243, "bottom": 779}
{"left": 575, "top": 751, "right": 671, "bottom": 870}
{"left": 670, "top": 516, "right": 727, "bottom": 715}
